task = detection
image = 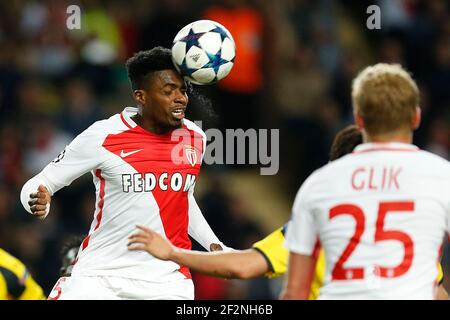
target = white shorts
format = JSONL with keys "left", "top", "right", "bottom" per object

{"left": 48, "top": 276, "right": 194, "bottom": 300}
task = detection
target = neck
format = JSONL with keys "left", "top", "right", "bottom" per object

{"left": 363, "top": 130, "right": 413, "bottom": 144}
{"left": 131, "top": 114, "right": 175, "bottom": 135}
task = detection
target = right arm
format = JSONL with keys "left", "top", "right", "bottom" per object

{"left": 128, "top": 225, "right": 268, "bottom": 279}
{"left": 171, "top": 248, "right": 268, "bottom": 279}
{"left": 20, "top": 125, "right": 103, "bottom": 218}
{"left": 281, "top": 174, "right": 318, "bottom": 300}
{"left": 280, "top": 252, "right": 316, "bottom": 300}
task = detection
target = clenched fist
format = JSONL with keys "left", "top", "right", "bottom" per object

{"left": 28, "top": 184, "right": 51, "bottom": 220}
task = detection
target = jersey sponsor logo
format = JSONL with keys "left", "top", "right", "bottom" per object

{"left": 121, "top": 172, "right": 196, "bottom": 193}
{"left": 120, "top": 149, "right": 143, "bottom": 158}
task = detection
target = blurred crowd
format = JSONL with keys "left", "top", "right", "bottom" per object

{"left": 0, "top": 0, "right": 449, "bottom": 299}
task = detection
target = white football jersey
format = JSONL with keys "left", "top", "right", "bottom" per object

{"left": 21, "top": 107, "right": 223, "bottom": 283}
{"left": 286, "top": 142, "right": 450, "bottom": 299}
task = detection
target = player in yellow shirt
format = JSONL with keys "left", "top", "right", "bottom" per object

{"left": 251, "top": 225, "right": 325, "bottom": 299}
{"left": 128, "top": 125, "right": 448, "bottom": 299}
{"left": 0, "top": 248, "right": 45, "bottom": 300}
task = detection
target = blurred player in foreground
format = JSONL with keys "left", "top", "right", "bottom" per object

{"left": 20, "top": 47, "right": 225, "bottom": 299}
{"left": 128, "top": 125, "right": 362, "bottom": 299}
{"left": 282, "top": 63, "right": 450, "bottom": 300}
{"left": 0, "top": 248, "right": 45, "bottom": 300}
{"left": 128, "top": 124, "right": 448, "bottom": 299}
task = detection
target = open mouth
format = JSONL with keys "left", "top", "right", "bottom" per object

{"left": 171, "top": 107, "right": 185, "bottom": 120}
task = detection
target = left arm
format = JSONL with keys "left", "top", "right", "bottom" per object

{"left": 188, "top": 191, "right": 226, "bottom": 251}
{"left": 185, "top": 123, "right": 226, "bottom": 251}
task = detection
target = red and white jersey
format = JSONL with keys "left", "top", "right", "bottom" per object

{"left": 285, "top": 142, "right": 450, "bottom": 299}
{"left": 21, "top": 107, "right": 223, "bottom": 283}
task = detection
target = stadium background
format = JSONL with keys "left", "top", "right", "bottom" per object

{"left": 0, "top": 0, "right": 449, "bottom": 299}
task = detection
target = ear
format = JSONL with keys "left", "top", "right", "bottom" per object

{"left": 354, "top": 111, "right": 365, "bottom": 130}
{"left": 412, "top": 107, "right": 421, "bottom": 130}
{"left": 134, "top": 90, "right": 146, "bottom": 106}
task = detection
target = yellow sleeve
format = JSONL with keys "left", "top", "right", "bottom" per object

{"left": 252, "top": 226, "right": 288, "bottom": 278}
{"left": 308, "top": 249, "right": 325, "bottom": 300}
{"left": 437, "top": 263, "right": 443, "bottom": 285}
{"left": 252, "top": 226, "right": 325, "bottom": 300}
{"left": 0, "top": 249, "right": 45, "bottom": 300}
{"left": 0, "top": 273, "right": 8, "bottom": 300}
{"left": 19, "top": 273, "right": 45, "bottom": 300}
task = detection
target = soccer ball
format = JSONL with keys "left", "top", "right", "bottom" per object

{"left": 171, "top": 20, "right": 236, "bottom": 85}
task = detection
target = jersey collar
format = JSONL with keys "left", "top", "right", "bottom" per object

{"left": 353, "top": 142, "right": 420, "bottom": 154}
{"left": 120, "top": 107, "right": 139, "bottom": 128}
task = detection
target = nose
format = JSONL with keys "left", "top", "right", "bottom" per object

{"left": 174, "top": 89, "right": 188, "bottom": 106}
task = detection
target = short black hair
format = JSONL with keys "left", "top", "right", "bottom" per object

{"left": 329, "top": 125, "right": 363, "bottom": 161}
{"left": 125, "top": 47, "right": 176, "bottom": 90}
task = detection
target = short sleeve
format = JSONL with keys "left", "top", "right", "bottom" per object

{"left": 284, "top": 174, "right": 319, "bottom": 255}
{"left": 252, "top": 226, "right": 288, "bottom": 278}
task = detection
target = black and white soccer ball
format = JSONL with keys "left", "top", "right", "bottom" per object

{"left": 171, "top": 20, "right": 236, "bottom": 85}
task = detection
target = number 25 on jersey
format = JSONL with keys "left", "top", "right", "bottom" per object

{"left": 330, "top": 201, "right": 414, "bottom": 281}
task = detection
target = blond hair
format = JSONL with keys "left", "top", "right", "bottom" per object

{"left": 352, "top": 63, "right": 419, "bottom": 136}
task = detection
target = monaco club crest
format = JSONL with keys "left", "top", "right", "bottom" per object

{"left": 185, "top": 145, "right": 197, "bottom": 167}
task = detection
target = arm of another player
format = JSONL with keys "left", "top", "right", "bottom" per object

{"left": 128, "top": 225, "right": 267, "bottom": 278}
{"left": 0, "top": 251, "right": 45, "bottom": 300}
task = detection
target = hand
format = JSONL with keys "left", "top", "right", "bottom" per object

{"left": 128, "top": 225, "right": 175, "bottom": 260}
{"left": 28, "top": 184, "right": 51, "bottom": 220}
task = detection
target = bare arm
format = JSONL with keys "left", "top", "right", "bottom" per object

{"left": 128, "top": 225, "right": 268, "bottom": 279}
{"left": 280, "top": 252, "right": 316, "bottom": 300}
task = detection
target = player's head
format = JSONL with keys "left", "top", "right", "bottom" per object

{"left": 329, "top": 125, "right": 362, "bottom": 161}
{"left": 351, "top": 63, "right": 420, "bottom": 141}
{"left": 126, "top": 47, "right": 188, "bottom": 130}
{"left": 60, "top": 235, "right": 84, "bottom": 277}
